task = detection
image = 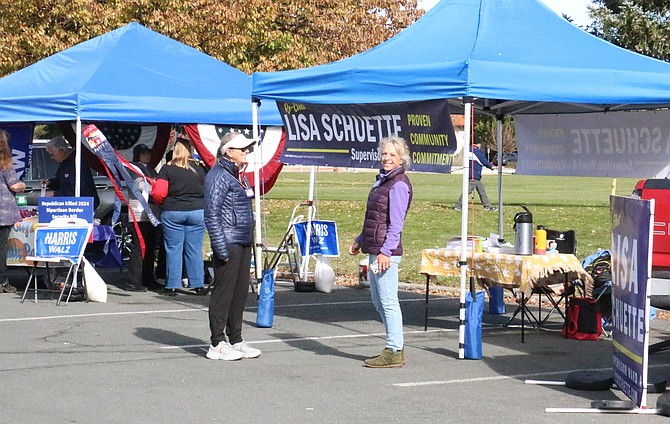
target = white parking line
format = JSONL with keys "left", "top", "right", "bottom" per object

{"left": 159, "top": 328, "right": 456, "bottom": 349}
{"left": 0, "top": 297, "right": 446, "bottom": 323}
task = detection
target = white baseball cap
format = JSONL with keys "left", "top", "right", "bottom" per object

{"left": 222, "top": 134, "right": 255, "bottom": 152}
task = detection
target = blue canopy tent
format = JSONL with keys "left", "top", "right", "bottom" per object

{"left": 0, "top": 22, "right": 281, "bottom": 125}
{"left": 0, "top": 22, "right": 281, "bottom": 236}
{"left": 0, "top": 23, "right": 282, "bottom": 271}
{"left": 252, "top": 0, "right": 670, "bottom": 358}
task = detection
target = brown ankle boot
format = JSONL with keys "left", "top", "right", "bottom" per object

{"left": 364, "top": 348, "right": 403, "bottom": 368}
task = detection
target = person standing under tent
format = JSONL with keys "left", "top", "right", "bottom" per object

{"left": 454, "top": 141, "right": 497, "bottom": 211}
{"left": 204, "top": 132, "right": 260, "bottom": 361}
{"left": 156, "top": 138, "right": 207, "bottom": 296}
{"left": 349, "top": 135, "right": 413, "bottom": 368}
{"left": 43, "top": 136, "right": 100, "bottom": 209}
{"left": 125, "top": 143, "right": 161, "bottom": 292}
{"left": 0, "top": 130, "right": 25, "bottom": 293}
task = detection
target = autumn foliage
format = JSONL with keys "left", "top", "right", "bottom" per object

{"left": 0, "top": 0, "right": 423, "bottom": 76}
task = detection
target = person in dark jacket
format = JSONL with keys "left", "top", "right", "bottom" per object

{"left": 204, "top": 132, "right": 260, "bottom": 361}
{"left": 44, "top": 136, "right": 100, "bottom": 209}
{"left": 349, "top": 136, "right": 413, "bottom": 368}
{"left": 454, "top": 141, "right": 497, "bottom": 211}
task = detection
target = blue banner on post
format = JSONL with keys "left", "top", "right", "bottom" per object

{"left": 1, "top": 123, "right": 33, "bottom": 180}
{"left": 610, "top": 195, "right": 653, "bottom": 408}
{"left": 38, "top": 197, "right": 94, "bottom": 224}
{"left": 293, "top": 220, "right": 339, "bottom": 257}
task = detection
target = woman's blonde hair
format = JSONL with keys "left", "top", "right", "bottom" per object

{"left": 0, "top": 130, "right": 12, "bottom": 169}
{"left": 169, "top": 138, "right": 192, "bottom": 168}
{"left": 378, "top": 135, "right": 411, "bottom": 169}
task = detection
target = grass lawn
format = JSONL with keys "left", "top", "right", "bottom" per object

{"left": 257, "top": 168, "right": 640, "bottom": 286}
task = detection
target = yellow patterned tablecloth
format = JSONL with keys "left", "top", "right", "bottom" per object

{"left": 420, "top": 249, "right": 593, "bottom": 297}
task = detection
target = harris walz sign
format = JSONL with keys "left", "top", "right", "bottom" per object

{"left": 277, "top": 99, "right": 457, "bottom": 173}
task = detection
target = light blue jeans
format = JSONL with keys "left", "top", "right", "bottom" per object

{"left": 368, "top": 254, "right": 403, "bottom": 351}
{"left": 161, "top": 209, "right": 205, "bottom": 289}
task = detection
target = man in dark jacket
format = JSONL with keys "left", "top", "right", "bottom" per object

{"left": 454, "top": 142, "right": 497, "bottom": 211}
{"left": 44, "top": 136, "right": 100, "bottom": 209}
{"left": 204, "top": 133, "right": 260, "bottom": 361}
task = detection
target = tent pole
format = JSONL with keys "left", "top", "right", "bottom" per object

{"left": 252, "top": 101, "right": 263, "bottom": 281}
{"left": 301, "top": 166, "right": 315, "bottom": 280}
{"left": 496, "top": 118, "right": 504, "bottom": 238}
{"left": 458, "top": 100, "right": 473, "bottom": 359}
{"left": 75, "top": 117, "right": 82, "bottom": 197}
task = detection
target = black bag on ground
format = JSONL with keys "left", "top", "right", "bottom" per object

{"left": 562, "top": 297, "right": 602, "bottom": 340}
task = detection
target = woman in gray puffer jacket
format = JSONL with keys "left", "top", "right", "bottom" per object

{"left": 204, "top": 132, "right": 261, "bottom": 361}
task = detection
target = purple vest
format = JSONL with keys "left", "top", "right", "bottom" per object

{"left": 360, "top": 166, "right": 413, "bottom": 255}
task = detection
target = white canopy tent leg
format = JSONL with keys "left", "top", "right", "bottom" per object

{"left": 300, "top": 167, "right": 316, "bottom": 280}
{"left": 458, "top": 100, "right": 474, "bottom": 359}
{"left": 252, "top": 101, "right": 263, "bottom": 281}
{"left": 496, "top": 117, "right": 504, "bottom": 238}
{"left": 75, "top": 117, "right": 82, "bottom": 197}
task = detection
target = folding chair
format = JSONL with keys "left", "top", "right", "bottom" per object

{"left": 593, "top": 281, "right": 612, "bottom": 336}
{"left": 506, "top": 229, "right": 577, "bottom": 328}
{"left": 20, "top": 218, "right": 93, "bottom": 305}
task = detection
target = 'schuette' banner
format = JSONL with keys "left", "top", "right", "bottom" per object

{"left": 277, "top": 99, "right": 457, "bottom": 173}
{"left": 515, "top": 110, "right": 670, "bottom": 178}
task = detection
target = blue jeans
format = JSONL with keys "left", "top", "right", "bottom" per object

{"left": 368, "top": 254, "right": 403, "bottom": 351}
{"left": 161, "top": 209, "right": 205, "bottom": 289}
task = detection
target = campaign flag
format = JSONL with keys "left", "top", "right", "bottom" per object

{"left": 1, "top": 123, "right": 33, "bottom": 180}
{"left": 276, "top": 99, "right": 457, "bottom": 173}
{"left": 185, "top": 125, "right": 285, "bottom": 195}
{"left": 59, "top": 122, "right": 171, "bottom": 173}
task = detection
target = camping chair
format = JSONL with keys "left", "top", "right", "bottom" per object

{"left": 20, "top": 218, "right": 93, "bottom": 305}
{"left": 506, "top": 229, "right": 577, "bottom": 328}
{"left": 593, "top": 281, "right": 612, "bottom": 336}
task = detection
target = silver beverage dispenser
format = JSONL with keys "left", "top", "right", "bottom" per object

{"left": 513, "top": 205, "right": 534, "bottom": 255}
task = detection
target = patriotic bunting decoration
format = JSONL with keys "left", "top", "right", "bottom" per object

{"left": 185, "top": 125, "right": 285, "bottom": 195}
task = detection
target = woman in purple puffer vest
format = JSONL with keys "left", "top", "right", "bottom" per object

{"left": 349, "top": 136, "right": 413, "bottom": 368}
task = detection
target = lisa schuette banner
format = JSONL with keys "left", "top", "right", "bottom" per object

{"left": 277, "top": 99, "right": 457, "bottom": 173}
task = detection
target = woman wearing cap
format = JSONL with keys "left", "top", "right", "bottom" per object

{"left": 349, "top": 136, "right": 413, "bottom": 368}
{"left": 0, "top": 130, "right": 25, "bottom": 293}
{"left": 204, "top": 132, "right": 260, "bottom": 361}
{"left": 156, "top": 138, "right": 207, "bottom": 296}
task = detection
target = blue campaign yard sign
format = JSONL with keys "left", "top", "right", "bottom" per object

{"left": 293, "top": 220, "right": 339, "bottom": 257}
{"left": 38, "top": 197, "right": 94, "bottom": 223}
{"left": 34, "top": 226, "right": 91, "bottom": 262}
{"left": 610, "top": 195, "right": 654, "bottom": 408}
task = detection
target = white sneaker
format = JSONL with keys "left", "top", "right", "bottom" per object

{"left": 231, "top": 341, "right": 261, "bottom": 359}
{"left": 206, "top": 342, "right": 243, "bottom": 361}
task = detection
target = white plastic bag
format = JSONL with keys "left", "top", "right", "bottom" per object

{"left": 82, "top": 256, "right": 108, "bottom": 303}
{"left": 314, "top": 255, "right": 335, "bottom": 293}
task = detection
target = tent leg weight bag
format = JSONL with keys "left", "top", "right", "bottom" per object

{"left": 590, "top": 399, "right": 635, "bottom": 411}
{"left": 294, "top": 280, "right": 315, "bottom": 292}
{"left": 647, "top": 376, "right": 667, "bottom": 394}
{"left": 657, "top": 393, "right": 670, "bottom": 416}
{"left": 565, "top": 370, "right": 614, "bottom": 391}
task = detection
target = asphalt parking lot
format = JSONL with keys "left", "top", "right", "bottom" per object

{"left": 2, "top": 267, "right": 670, "bottom": 423}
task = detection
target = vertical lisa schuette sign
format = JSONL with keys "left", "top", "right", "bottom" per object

{"left": 610, "top": 195, "right": 653, "bottom": 408}
{"left": 277, "top": 99, "right": 457, "bottom": 173}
